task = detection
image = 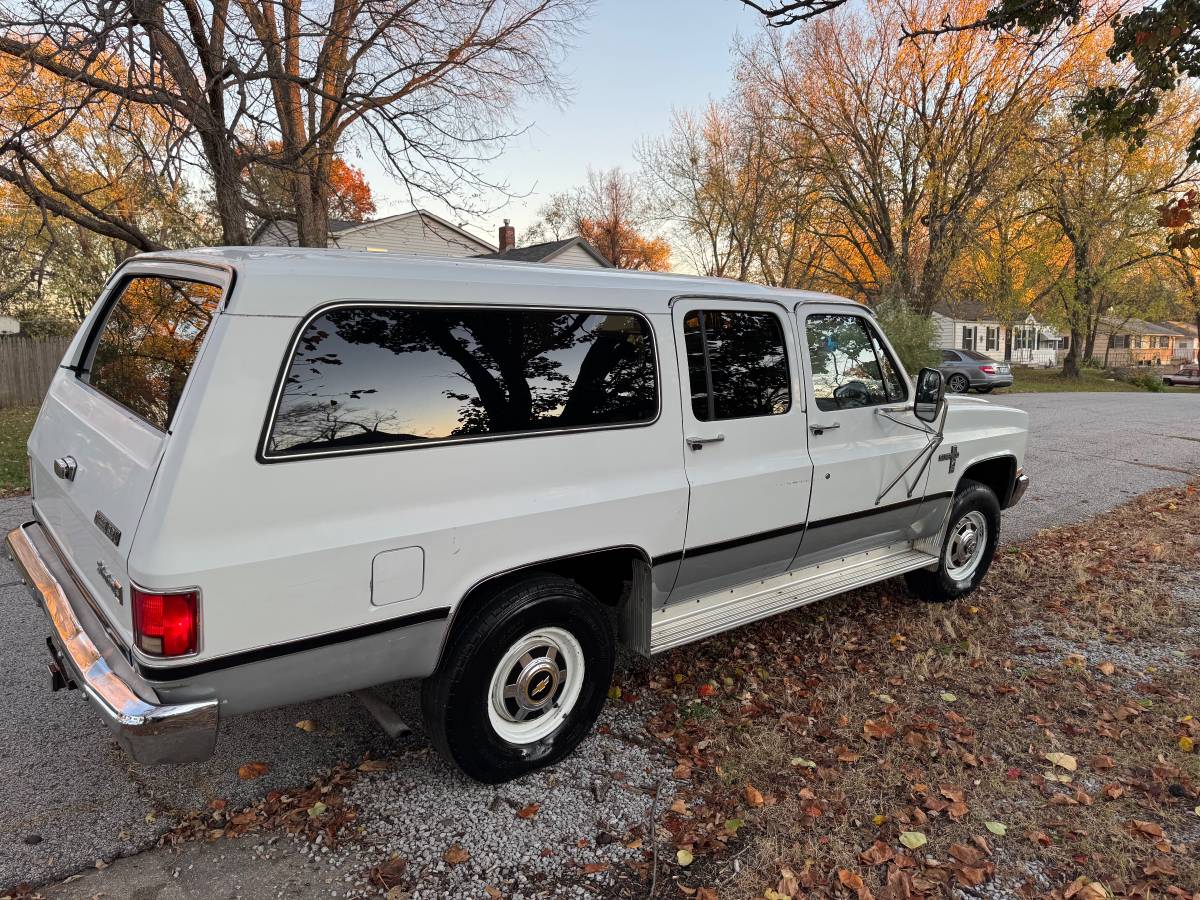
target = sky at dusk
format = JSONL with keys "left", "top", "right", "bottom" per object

{"left": 347, "top": 0, "right": 765, "bottom": 250}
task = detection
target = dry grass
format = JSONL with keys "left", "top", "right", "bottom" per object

{"left": 627, "top": 485, "right": 1200, "bottom": 899}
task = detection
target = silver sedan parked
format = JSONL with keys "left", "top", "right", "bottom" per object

{"left": 939, "top": 349, "right": 1014, "bottom": 393}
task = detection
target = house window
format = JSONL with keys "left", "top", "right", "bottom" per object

{"left": 266, "top": 305, "right": 658, "bottom": 457}
{"left": 961, "top": 326, "right": 975, "bottom": 350}
{"left": 1111, "top": 334, "right": 1130, "bottom": 350}
{"left": 985, "top": 326, "right": 998, "bottom": 351}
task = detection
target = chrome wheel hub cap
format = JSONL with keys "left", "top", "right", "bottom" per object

{"left": 945, "top": 510, "right": 987, "bottom": 581}
{"left": 488, "top": 627, "right": 585, "bottom": 745}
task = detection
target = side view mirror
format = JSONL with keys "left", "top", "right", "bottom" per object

{"left": 914, "top": 367, "right": 944, "bottom": 424}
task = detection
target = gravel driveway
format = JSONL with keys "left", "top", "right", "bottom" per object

{"left": 2, "top": 390, "right": 1198, "bottom": 892}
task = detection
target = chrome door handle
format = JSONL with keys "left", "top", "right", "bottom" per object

{"left": 686, "top": 434, "right": 725, "bottom": 450}
{"left": 878, "top": 405, "right": 913, "bottom": 414}
{"left": 53, "top": 456, "right": 77, "bottom": 481}
{"left": 809, "top": 422, "right": 840, "bottom": 434}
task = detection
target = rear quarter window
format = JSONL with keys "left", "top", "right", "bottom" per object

{"left": 265, "top": 305, "right": 659, "bottom": 458}
{"left": 84, "top": 275, "right": 222, "bottom": 431}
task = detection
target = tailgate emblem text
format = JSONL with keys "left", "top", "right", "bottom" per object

{"left": 96, "top": 561, "right": 123, "bottom": 602}
{"left": 94, "top": 511, "right": 122, "bottom": 547}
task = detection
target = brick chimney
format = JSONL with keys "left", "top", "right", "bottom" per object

{"left": 498, "top": 219, "right": 516, "bottom": 253}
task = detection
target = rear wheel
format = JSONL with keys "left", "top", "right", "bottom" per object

{"left": 947, "top": 373, "right": 970, "bottom": 394}
{"left": 906, "top": 480, "right": 1000, "bottom": 603}
{"left": 421, "top": 575, "right": 615, "bottom": 783}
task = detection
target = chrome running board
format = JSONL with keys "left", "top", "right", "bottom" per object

{"left": 650, "top": 542, "right": 938, "bottom": 654}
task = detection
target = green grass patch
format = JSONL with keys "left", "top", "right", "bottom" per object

{"left": 0, "top": 406, "right": 37, "bottom": 496}
{"left": 994, "top": 366, "right": 1196, "bottom": 393}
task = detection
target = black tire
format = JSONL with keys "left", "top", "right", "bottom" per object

{"left": 420, "top": 575, "right": 615, "bottom": 784}
{"left": 1163, "top": 379, "right": 1174, "bottom": 386}
{"left": 905, "top": 479, "right": 1001, "bottom": 603}
{"left": 947, "top": 373, "right": 970, "bottom": 394}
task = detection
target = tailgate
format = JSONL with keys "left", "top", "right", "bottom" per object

{"left": 27, "top": 264, "right": 228, "bottom": 642}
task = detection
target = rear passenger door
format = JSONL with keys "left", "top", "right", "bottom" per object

{"left": 796, "top": 307, "right": 940, "bottom": 566}
{"left": 667, "top": 300, "right": 813, "bottom": 602}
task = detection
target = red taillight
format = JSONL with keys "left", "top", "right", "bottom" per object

{"left": 979, "top": 365, "right": 996, "bottom": 374}
{"left": 132, "top": 586, "right": 198, "bottom": 657}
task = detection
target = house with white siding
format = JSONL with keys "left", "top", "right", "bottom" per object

{"left": 931, "top": 301, "right": 1064, "bottom": 366}
{"left": 251, "top": 209, "right": 612, "bottom": 269}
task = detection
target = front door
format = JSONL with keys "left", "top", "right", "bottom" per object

{"left": 667, "top": 299, "right": 813, "bottom": 603}
{"left": 795, "top": 306, "right": 944, "bottom": 567}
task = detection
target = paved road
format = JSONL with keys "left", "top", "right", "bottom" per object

{"left": 2, "top": 391, "right": 1198, "bottom": 890}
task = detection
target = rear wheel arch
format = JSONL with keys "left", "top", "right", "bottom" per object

{"left": 436, "top": 545, "right": 650, "bottom": 668}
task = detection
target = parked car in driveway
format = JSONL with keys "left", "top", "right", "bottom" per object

{"left": 6, "top": 249, "right": 1029, "bottom": 783}
{"left": 1162, "top": 365, "right": 1200, "bottom": 387}
{"left": 939, "top": 349, "right": 1014, "bottom": 393}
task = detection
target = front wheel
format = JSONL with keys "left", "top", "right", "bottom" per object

{"left": 906, "top": 480, "right": 1000, "bottom": 603}
{"left": 947, "top": 373, "right": 971, "bottom": 393}
{"left": 420, "top": 575, "right": 615, "bottom": 783}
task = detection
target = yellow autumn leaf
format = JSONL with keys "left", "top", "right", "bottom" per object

{"left": 899, "top": 831, "right": 927, "bottom": 849}
{"left": 1044, "top": 752, "right": 1077, "bottom": 771}
{"left": 677, "top": 849, "right": 694, "bottom": 866}
{"left": 1181, "top": 736, "right": 1195, "bottom": 753}
{"left": 872, "top": 814, "right": 887, "bottom": 826}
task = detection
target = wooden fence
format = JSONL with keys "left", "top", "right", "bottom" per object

{"left": 0, "top": 336, "right": 72, "bottom": 408}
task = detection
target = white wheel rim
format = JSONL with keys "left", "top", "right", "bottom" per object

{"left": 945, "top": 510, "right": 987, "bottom": 581}
{"left": 487, "top": 626, "right": 586, "bottom": 745}
{"left": 950, "top": 375, "right": 968, "bottom": 393}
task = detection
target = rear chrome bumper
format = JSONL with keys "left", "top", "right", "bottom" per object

{"left": 5, "top": 522, "right": 218, "bottom": 764}
{"left": 1008, "top": 470, "right": 1030, "bottom": 507}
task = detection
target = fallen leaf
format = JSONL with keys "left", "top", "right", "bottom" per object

{"left": 294, "top": 719, "right": 318, "bottom": 732}
{"left": 1181, "top": 736, "right": 1195, "bottom": 753}
{"left": 940, "top": 692, "right": 957, "bottom": 703}
{"left": 237, "top": 762, "right": 268, "bottom": 780}
{"left": 790, "top": 757, "right": 817, "bottom": 768}
{"left": 697, "top": 889, "right": 718, "bottom": 900}
{"left": 1144, "top": 857, "right": 1179, "bottom": 877}
{"left": 864, "top": 719, "right": 897, "bottom": 739}
{"left": 670, "top": 798, "right": 688, "bottom": 814}
{"left": 677, "top": 849, "right": 694, "bottom": 867}
{"left": 484, "top": 886, "right": 502, "bottom": 899}
{"left": 838, "top": 869, "right": 865, "bottom": 891}
{"left": 443, "top": 843, "right": 470, "bottom": 865}
{"left": 358, "top": 759, "right": 392, "bottom": 773}
{"left": 1131, "top": 820, "right": 1164, "bottom": 840}
{"left": 607, "top": 686, "right": 622, "bottom": 700}
{"left": 697, "top": 683, "right": 716, "bottom": 698}
{"left": 984, "top": 821, "right": 1007, "bottom": 837}
{"left": 724, "top": 818, "right": 744, "bottom": 834}
{"left": 1045, "top": 752, "right": 1077, "bottom": 771}
{"left": 1097, "top": 661, "right": 1116, "bottom": 676}
{"left": 582, "top": 862, "right": 609, "bottom": 875}
{"left": 515, "top": 802, "right": 540, "bottom": 820}
{"left": 899, "top": 831, "right": 927, "bottom": 850}
{"left": 307, "top": 801, "right": 327, "bottom": 818}
{"left": 745, "top": 784, "right": 764, "bottom": 807}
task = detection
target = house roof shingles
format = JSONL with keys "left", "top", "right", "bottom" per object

{"left": 475, "top": 236, "right": 612, "bottom": 268}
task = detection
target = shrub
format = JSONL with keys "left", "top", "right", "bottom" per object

{"left": 873, "top": 297, "right": 940, "bottom": 375}
{"left": 1123, "top": 370, "right": 1166, "bottom": 392}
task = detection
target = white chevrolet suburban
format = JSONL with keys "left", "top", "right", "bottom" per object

{"left": 6, "top": 249, "right": 1028, "bottom": 783}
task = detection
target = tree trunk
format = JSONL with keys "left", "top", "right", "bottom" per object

{"left": 1062, "top": 327, "right": 1083, "bottom": 378}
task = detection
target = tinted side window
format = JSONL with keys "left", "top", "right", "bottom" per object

{"left": 806, "top": 314, "right": 906, "bottom": 412}
{"left": 683, "top": 310, "right": 791, "bottom": 421}
{"left": 267, "top": 306, "right": 657, "bottom": 456}
{"left": 941, "top": 350, "right": 960, "bottom": 362}
{"left": 86, "top": 276, "right": 222, "bottom": 430}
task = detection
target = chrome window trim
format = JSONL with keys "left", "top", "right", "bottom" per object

{"left": 257, "top": 300, "right": 664, "bottom": 463}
